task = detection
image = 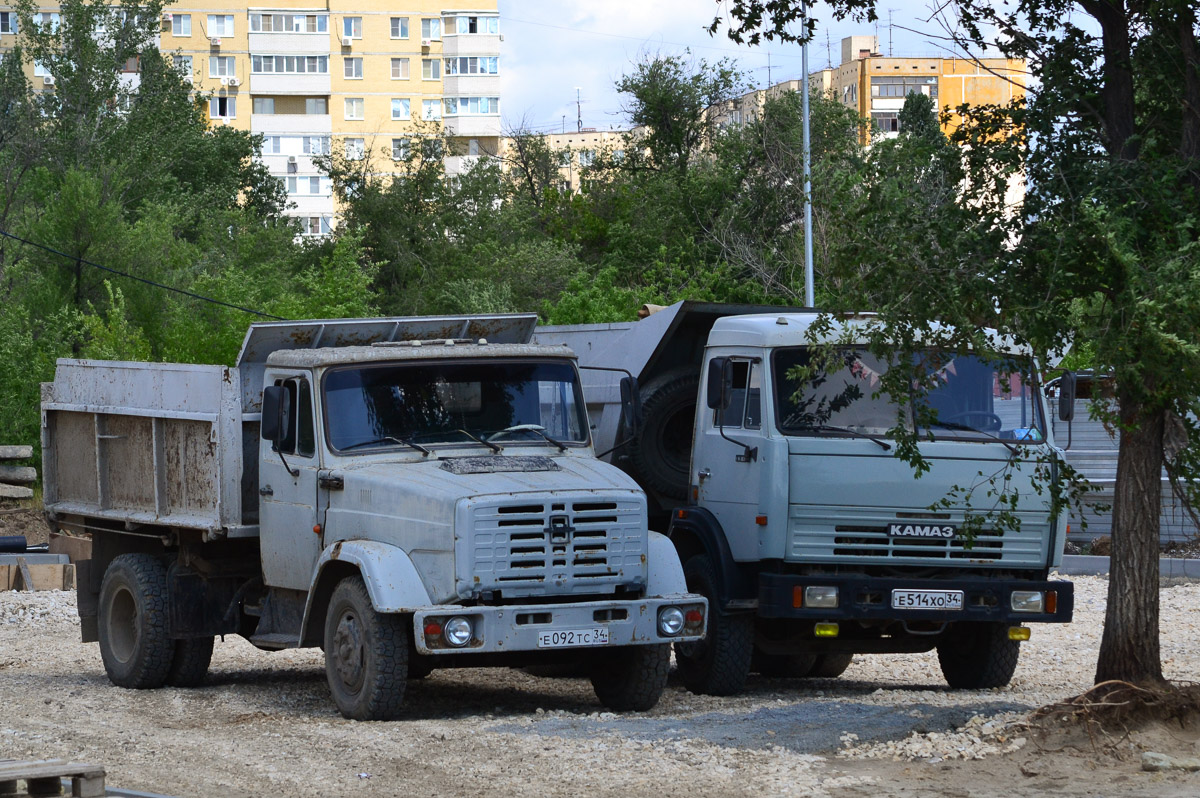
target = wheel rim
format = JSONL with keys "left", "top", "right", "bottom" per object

{"left": 332, "top": 610, "right": 366, "bottom": 693}
{"left": 106, "top": 585, "right": 138, "bottom": 664}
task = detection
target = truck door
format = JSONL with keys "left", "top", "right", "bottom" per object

{"left": 696, "top": 358, "right": 765, "bottom": 561}
{"left": 259, "top": 374, "right": 321, "bottom": 590}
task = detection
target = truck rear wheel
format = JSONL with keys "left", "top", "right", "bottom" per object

{"left": 628, "top": 370, "right": 699, "bottom": 500}
{"left": 324, "top": 576, "right": 409, "bottom": 720}
{"left": 98, "top": 554, "right": 174, "bottom": 689}
{"left": 590, "top": 644, "right": 670, "bottom": 712}
{"left": 675, "top": 555, "right": 753, "bottom": 696}
{"left": 166, "top": 638, "right": 215, "bottom": 687}
{"left": 937, "top": 623, "right": 1020, "bottom": 689}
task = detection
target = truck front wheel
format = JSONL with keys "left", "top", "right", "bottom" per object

{"left": 675, "top": 555, "right": 753, "bottom": 696}
{"left": 937, "top": 622, "right": 1020, "bottom": 689}
{"left": 590, "top": 644, "right": 670, "bottom": 711}
{"left": 98, "top": 554, "right": 174, "bottom": 689}
{"left": 324, "top": 576, "right": 409, "bottom": 720}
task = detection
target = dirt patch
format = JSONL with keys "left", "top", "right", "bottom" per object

{"left": 0, "top": 508, "right": 50, "bottom": 547}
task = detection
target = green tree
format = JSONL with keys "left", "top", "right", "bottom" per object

{"left": 713, "top": 0, "right": 1200, "bottom": 687}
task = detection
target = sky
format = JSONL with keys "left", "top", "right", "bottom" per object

{"left": 495, "top": 0, "right": 998, "bottom": 135}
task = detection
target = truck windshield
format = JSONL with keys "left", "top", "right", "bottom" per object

{"left": 773, "top": 348, "right": 1045, "bottom": 442}
{"left": 323, "top": 360, "right": 589, "bottom": 452}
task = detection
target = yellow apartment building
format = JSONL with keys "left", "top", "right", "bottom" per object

{"left": 0, "top": 2, "right": 501, "bottom": 234}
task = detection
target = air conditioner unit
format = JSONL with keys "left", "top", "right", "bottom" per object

{"left": 421, "top": 38, "right": 432, "bottom": 47}
{"left": 340, "top": 36, "right": 352, "bottom": 47}
{"left": 43, "top": 75, "right": 54, "bottom": 86}
{"left": 209, "top": 37, "right": 221, "bottom": 47}
{"left": 226, "top": 77, "right": 240, "bottom": 87}
{"left": 162, "top": 13, "right": 172, "bottom": 23}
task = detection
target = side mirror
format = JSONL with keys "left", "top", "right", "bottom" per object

{"left": 619, "top": 376, "right": 643, "bottom": 435}
{"left": 1057, "top": 372, "right": 1076, "bottom": 422}
{"left": 261, "top": 385, "right": 289, "bottom": 445}
{"left": 706, "top": 357, "right": 733, "bottom": 411}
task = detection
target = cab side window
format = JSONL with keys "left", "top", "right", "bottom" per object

{"left": 273, "top": 376, "right": 315, "bottom": 457}
{"left": 715, "top": 360, "right": 760, "bottom": 430}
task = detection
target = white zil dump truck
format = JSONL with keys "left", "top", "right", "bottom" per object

{"left": 40, "top": 314, "right": 706, "bottom": 719}
{"left": 536, "top": 302, "right": 1074, "bottom": 696}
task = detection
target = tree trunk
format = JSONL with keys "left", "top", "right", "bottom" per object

{"left": 1094, "top": 398, "right": 1165, "bottom": 685}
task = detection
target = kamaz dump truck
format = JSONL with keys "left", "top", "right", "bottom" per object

{"left": 40, "top": 314, "right": 705, "bottom": 719}
{"left": 535, "top": 302, "right": 1073, "bottom": 695}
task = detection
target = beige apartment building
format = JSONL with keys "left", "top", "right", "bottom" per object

{"left": 0, "top": 2, "right": 501, "bottom": 234}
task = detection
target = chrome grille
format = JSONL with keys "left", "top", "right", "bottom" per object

{"left": 832, "top": 525, "right": 1005, "bottom": 560}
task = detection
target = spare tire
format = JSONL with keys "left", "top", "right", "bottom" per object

{"left": 628, "top": 369, "right": 699, "bottom": 500}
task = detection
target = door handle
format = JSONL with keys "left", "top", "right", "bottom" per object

{"left": 259, "top": 486, "right": 273, "bottom": 497}
{"left": 698, "top": 468, "right": 712, "bottom": 481}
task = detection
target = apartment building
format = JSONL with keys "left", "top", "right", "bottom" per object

{"left": 0, "top": 2, "right": 501, "bottom": 234}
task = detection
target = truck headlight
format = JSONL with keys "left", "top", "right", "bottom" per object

{"left": 444, "top": 616, "right": 473, "bottom": 647}
{"left": 801, "top": 586, "right": 839, "bottom": 609}
{"left": 658, "top": 607, "right": 685, "bottom": 636}
{"left": 1011, "top": 591, "right": 1044, "bottom": 613}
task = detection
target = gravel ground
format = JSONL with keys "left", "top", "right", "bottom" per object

{"left": 3, "top": 574, "right": 1200, "bottom": 797}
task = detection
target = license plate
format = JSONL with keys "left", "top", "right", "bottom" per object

{"left": 537, "top": 627, "right": 610, "bottom": 648}
{"left": 892, "top": 589, "right": 964, "bottom": 610}
{"left": 888, "top": 522, "right": 956, "bottom": 539}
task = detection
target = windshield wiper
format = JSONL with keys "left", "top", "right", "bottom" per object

{"left": 341, "top": 436, "right": 431, "bottom": 456}
{"left": 490, "top": 424, "right": 568, "bottom": 452}
{"left": 926, "top": 422, "right": 1020, "bottom": 456}
{"left": 798, "top": 424, "right": 891, "bottom": 451}
{"left": 452, "top": 429, "right": 502, "bottom": 454}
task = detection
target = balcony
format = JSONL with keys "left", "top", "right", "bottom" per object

{"left": 251, "top": 114, "right": 332, "bottom": 135}
{"left": 441, "top": 33, "right": 499, "bottom": 57}
{"left": 443, "top": 75, "right": 499, "bottom": 96}
{"left": 443, "top": 115, "right": 501, "bottom": 138}
{"left": 250, "top": 73, "right": 331, "bottom": 95}
{"left": 248, "top": 32, "right": 329, "bottom": 53}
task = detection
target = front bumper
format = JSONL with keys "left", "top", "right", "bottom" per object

{"left": 411, "top": 594, "right": 707, "bottom": 655}
{"left": 758, "top": 574, "right": 1074, "bottom": 623}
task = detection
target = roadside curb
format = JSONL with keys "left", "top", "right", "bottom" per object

{"left": 1059, "top": 555, "right": 1200, "bottom": 579}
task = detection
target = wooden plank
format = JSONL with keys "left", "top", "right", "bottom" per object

{"left": 14, "top": 558, "right": 32, "bottom": 592}
{"left": 0, "top": 563, "right": 73, "bottom": 591}
{"left": 0, "top": 465, "right": 36, "bottom": 485}
{"left": 0, "top": 565, "right": 10, "bottom": 590}
{"left": 0, "top": 446, "right": 32, "bottom": 461}
{"left": 0, "top": 760, "right": 105, "bottom": 798}
{"left": 48, "top": 532, "right": 92, "bottom": 563}
{"left": 0, "top": 484, "right": 33, "bottom": 500}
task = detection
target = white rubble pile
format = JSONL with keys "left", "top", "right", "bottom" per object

{"left": 838, "top": 712, "right": 1029, "bottom": 762}
{"left": 0, "top": 589, "right": 78, "bottom": 627}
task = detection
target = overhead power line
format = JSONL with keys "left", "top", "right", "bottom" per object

{"left": 0, "top": 229, "right": 284, "bottom": 320}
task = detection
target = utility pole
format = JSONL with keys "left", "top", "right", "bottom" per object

{"left": 575, "top": 87, "right": 582, "bottom": 132}
{"left": 802, "top": 0, "right": 814, "bottom": 307}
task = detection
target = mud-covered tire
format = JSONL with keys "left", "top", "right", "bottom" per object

{"left": 166, "top": 637, "right": 214, "bottom": 687}
{"left": 937, "top": 623, "right": 1019, "bottom": 689}
{"left": 675, "top": 555, "right": 753, "bottom": 696}
{"left": 752, "top": 650, "right": 817, "bottom": 678}
{"left": 590, "top": 644, "right": 670, "bottom": 712}
{"left": 808, "top": 653, "right": 854, "bottom": 679}
{"left": 98, "top": 554, "right": 174, "bottom": 689}
{"left": 628, "top": 369, "right": 699, "bottom": 500}
{"left": 324, "top": 576, "right": 409, "bottom": 720}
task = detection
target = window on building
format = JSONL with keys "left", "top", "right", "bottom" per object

{"left": 451, "top": 15, "right": 498, "bottom": 34}
{"left": 304, "top": 216, "right": 332, "bottom": 236}
{"left": 345, "top": 138, "right": 365, "bottom": 160}
{"left": 250, "top": 13, "right": 327, "bottom": 33}
{"left": 443, "top": 96, "right": 499, "bottom": 116}
{"left": 420, "top": 18, "right": 440, "bottom": 40}
{"left": 209, "top": 96, "right": 236, "bottom": 119}
{"left": 391, "top": 58, "right": 409, "bottom": 79}
{"left": 171, "top": 14, "right": 191, "bottom": 36}
{"left": 391, "top": 98, "right": 410, "bottom": 120}
{"left": 121, "top": 56, "right": 140, "bottom": 73}
{"left": 344, "top": 97, "right": 364, "bottom": 120}
{"left": 344, "top": 57, "right": 363, "bottom": 79}
{"left": 253, "top": 55, "right": 330, "bottom": 74}
{"left": 443, "top": 56, "right": 499, "bottom": 75}
{"left": 34, "top": 12, "right": 60, "bottom": 31}
{"left": 33, "top": 61, "right": 49, "bottom": 77}
{"left": 253, "top": 97, "right": 275, "bottom": 114}
{"left": 871, "top": 111, "right": 899, "bottom": 133}
{"left": 310, "top": 176, "right": 322, "bottom": 194}
{"left": 207, "top": 15, "right": 234, "bottom": 37}
{"left": 0, "top": 12, "right": 16, "bottom": 34}
{"left": 421, "top": 99, "right": 441, "bottom": 120}
{"left": 392, "top": 138, "right": 410, "bottom": 160}
{"left": 467, "top": 138, "right": 479, "bottom": 156}
{"left": 286, "top": 175, "right": 297, "bottom": 194}
{"left": 421, "top": 138, "right": 443, "bottom": 159}
{"left": 305, "top": 98, "right": 327, "bottom": 115}
{"left": 303, "top": 135, "right": 331, "bottom": 154}
{"left": 210, "top": 56, "right": 236, "bottom": 77}
{"left": 421, "top": 59, "right": 440, "bottom": 80}
{"left": 343, "top": 17, "right": 362, "bottom": 39}
{"left": 578, "top": 149, "right": 595, "bottom": 168}
{"left": 261, "top": 135, "right": 281, "bottom": 154}
{"left": 391, "top": 17, "right": 409, "bottom": 39}
{"left": 173, "top": 55, "right": 193, "bottom": 78}
{"left": 869, "top": 76, "right": 937, "bottom": 100}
